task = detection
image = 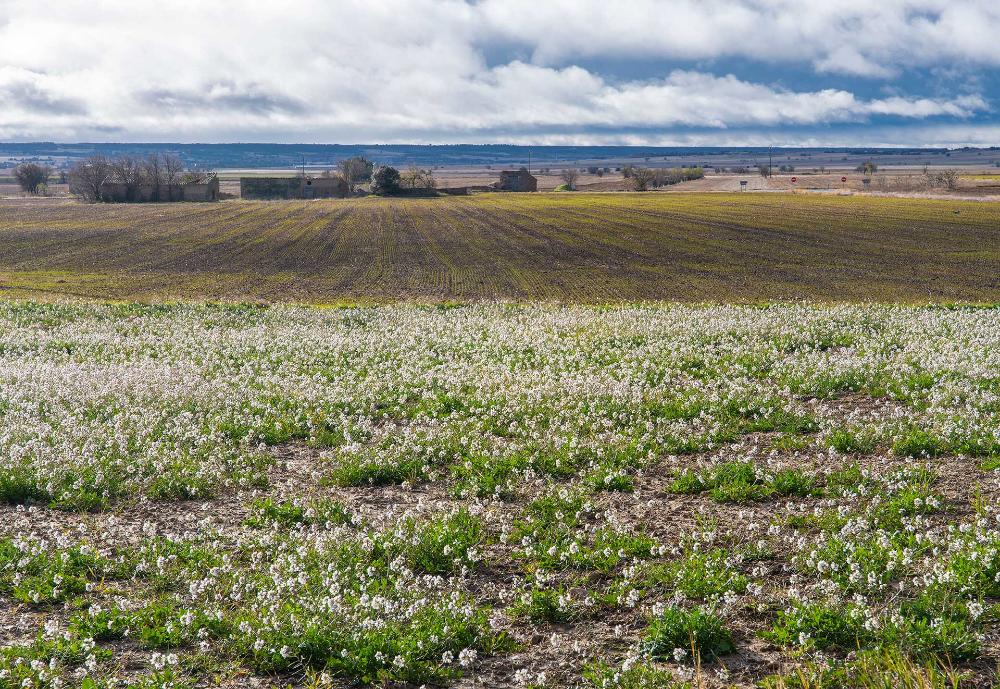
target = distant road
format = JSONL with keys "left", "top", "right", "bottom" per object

{"left": 0, "top": 193, "right": 998, "bottom": 303}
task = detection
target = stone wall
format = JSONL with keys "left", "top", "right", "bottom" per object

{"left": 240, "top": 176, "right": 348, "bottom": 200}
{"left": 99, "top": 178, "right": 219, "bottom": 202}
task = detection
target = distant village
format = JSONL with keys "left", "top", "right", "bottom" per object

{"left": 3, "top": 148, "right": 740, "bottom": 202}
{"left": 7, "top": 153, "right": 546, "bottom": 203}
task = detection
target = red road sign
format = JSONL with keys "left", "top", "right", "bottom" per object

{"left": 791, "top": 177, "right": 797, "bottom": 183}
{"left": 841, "top": 176, "right": 848, "bottom": 183}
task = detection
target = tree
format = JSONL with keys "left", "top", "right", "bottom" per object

{"left": 68, "top": 156, "right": 113, "bottom": 202}
{"left": 14, "top": 163, "right": 51, "bottom": 194}
{"left": 927, "top": 169, "right": 960, "bottom": 190}
{"left": 181, "top": 169, "right": 216, "bottom": 185}
{"left": 337, "top": 156, "right": 374, "bottom": 193}
{"left": 110, "top": 156, "right": 144, "bottom": 201}
{"left": 370, "top": 166, "right": 401, "bottom": 195}
{"left": 856, "top": 160, "right": 878, "bottom": 175}
{"left": 560, "top": 168, "right": 579, "bottom": 190}
{"left": 162, "top": 154, "right": 184, "bottom": 199}
{"left": 143, "top": 153, "right": 164, "bottom": 201}
{"left": 631, "top": 167, "right": 655, "bottom": 191}
{"left": 401, "top": 166, "right": 436, "bottom": 189}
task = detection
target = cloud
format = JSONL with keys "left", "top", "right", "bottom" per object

{"left": 0, "top": 0, "right": 994, "bottom": 143}
{"left": 138, "top": 82, "right": 306, "bottom": 116}
{"left": 0, "top": 67, "right": 88, "bottom": 115}
{"left": 477, "top": 0, "right": 1000, "bottom": 77}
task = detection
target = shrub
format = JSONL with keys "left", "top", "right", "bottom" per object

{"left": 370, "top": 165, "right": 401, "bottom": 195}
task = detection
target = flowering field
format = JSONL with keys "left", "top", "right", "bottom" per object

{"left": 1, "top": 193, "right": 999, "bottom": 303}
{"left": 2, "top": 301, "right": 1000, "bottom": 688}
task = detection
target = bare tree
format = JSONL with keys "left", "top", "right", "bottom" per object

{"left": 401, "top": 166, "right": 436, "bottom": 189}
{"left": 856, "top": 159, "right": 878, "bottom": 175}
{"left": 940, "top": 169, "right": 960, "bottom": 190}
{"left": 162, "top": 154, "right": 184, "bottom": 199}
{"left": 182, "top": 169, "right": 216, "bottom": 185}
{"left": 560, "top": 168, "right": 579, "bottom": 190}
{"left": 401, "top": 166, "right": 420, "bottom": 189}
{"left": 14, "top": 163, "right": 51, "bottom": 194}
{"left": 631, "top": 167, "right": 655, "bottom": 191}
{"left": 143, "top": 154, "right": 164, "bottom": 201}
{"left": 925, "top": 168, "right": 960, "bottom": 191}
{"left": 337, "top": 156, "right": 374, "bottom": 194}
{"left": 110, "top": 156, "right": 144, "bottom": 202}
{"left": 68, "top": 156, "right": 113, "bottom": 202}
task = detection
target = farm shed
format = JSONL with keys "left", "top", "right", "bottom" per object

{"left": 498, "top": 169, "right": 537, "bottom": 192}
{"left": 98, "top": 177, "right": 219, "bottom": 202}
{"left": 240, "top": 176, "right": 348, "bottom": 200}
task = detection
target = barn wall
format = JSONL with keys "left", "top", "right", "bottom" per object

{"left": 241, "top": 177, "right": 347, "bottom": 199}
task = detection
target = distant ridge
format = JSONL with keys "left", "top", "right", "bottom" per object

{"left": 0, "top": 142, "right": 970, "bottom": 170}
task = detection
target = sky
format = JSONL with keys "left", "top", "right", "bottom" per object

{"left": 0, "top": 0, "right": 998, "bottom": 146}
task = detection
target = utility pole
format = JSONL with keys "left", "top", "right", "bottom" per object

{"left": 768, "top": 146, "right": 773, "bottom": 178}
{"left": 527, "top": 149, "right": 531, "bottom": 174}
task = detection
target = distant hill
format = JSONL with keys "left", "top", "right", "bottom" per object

{"left": 1, "top": 142, "right": 980, "bottom": 170}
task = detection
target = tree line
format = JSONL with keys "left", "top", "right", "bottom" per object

{"left": 624, "top": 166, "right": 704, "bottom": 191}
{"left": 66, "top": 154, "right": 214, "bottom": 203}
{"left": 555, "top": 165, "right": 704, "bottom": 192}
{"left": 15, "top": 154, "right": 435, "bottom": 201}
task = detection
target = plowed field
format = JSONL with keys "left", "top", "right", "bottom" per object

{"left": 1, "top": 193, "right": 997, "bottom": 302}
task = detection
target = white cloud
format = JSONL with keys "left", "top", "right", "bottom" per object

{"left": 478, "top": 0, "right": 1000, "bottom": 76}
{"left": 0, "top": 0, "right": 993, "bottom": 143}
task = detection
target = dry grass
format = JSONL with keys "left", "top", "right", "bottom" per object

{"left": 0, "top": 192, "right": 998, "bottom": 303}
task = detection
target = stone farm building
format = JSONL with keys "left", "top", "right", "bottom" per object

{"left": 100, "top": 177, "right": 219, "bottom": 202}
{"left": 498, "top": 169, "right": 537, "bottom": 192}
{"left": 240, "top": 176, "right": 349, "bottom": 200}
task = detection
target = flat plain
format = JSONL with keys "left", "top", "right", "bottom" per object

{"left": 1, "top": 192, "right": 998, "bottom": 303}
{"left": 3, "top": 190, "right": 1000, "bottom": 689}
